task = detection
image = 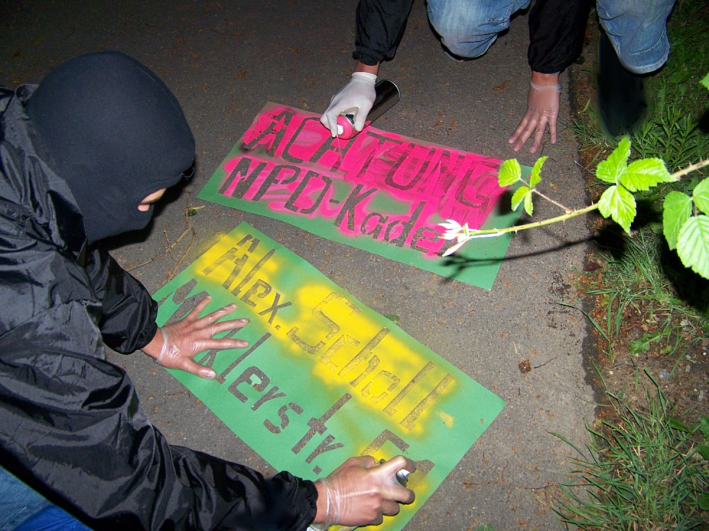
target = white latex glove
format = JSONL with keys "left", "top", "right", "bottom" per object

{"left": 321, "top": 72, "right": 377, "bottom": 137}
{"left": 508, "top": 80, "right": 561, "bottom": 154}
{"left": 314, "top": 456, "right": 415, "bottom": 528}
{"left": 147, "top": 296, "right": 249, "bottom": 379}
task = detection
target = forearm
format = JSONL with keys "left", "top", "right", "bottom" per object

{"left": 86, "top": 247, "right": 158, "bottom": 352}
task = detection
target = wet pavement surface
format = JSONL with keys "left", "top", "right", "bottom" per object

{"left": 1, "top": 1, "right": 596, "bottom": 529}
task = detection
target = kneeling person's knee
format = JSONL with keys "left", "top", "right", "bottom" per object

{"left": 427, "top": 1, "right": 514, "bottom": 58}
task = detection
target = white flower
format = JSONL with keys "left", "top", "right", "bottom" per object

{"left": 439, "top": 219, "right": 463, "bottom": 241}
{"left": 439, "top": 219, "right": 462, "bottom": 231}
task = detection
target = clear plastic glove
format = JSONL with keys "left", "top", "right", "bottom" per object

{"left": 313, "top": 456, "right": 415, "bottom": 528}
{"left": 508, "top": 80, "right": 561, "bottom": 154}
{"left": 321, "top": 72, "right": 377, "bottom": 137}
{"left": 146, "top": 296, "right": 249, "bottom": 379}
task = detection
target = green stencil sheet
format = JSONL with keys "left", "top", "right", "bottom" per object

{"left": 198, "top": 103, "right": 527, "bottom": 290}
{"left": 154, "top": 223, "right": 506, "bottom": 531}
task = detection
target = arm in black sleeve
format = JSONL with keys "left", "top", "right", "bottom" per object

{"left": 0, "top": 314, "right": 317, "bottom": 531}
{"left": 85, "top": 247, "right": 159, "bottom": 353}
{"left": 528, "top": 0, "right": 593, "bottom": 74}
{"left": 353, "top": 0, "right": 416, "bottom": 65}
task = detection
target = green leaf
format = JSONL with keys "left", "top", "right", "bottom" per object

{"left": 663, "top": 191, "right": 693, "bottom": 250}
{"left": 667, "top": 417, "right": 694, "bottom": 433}
{"left": 629, "top": 333, "right": 651, "bottom": 354}
{"left": 511, "top": 186, "right": 530, "bottom": 211}
{"left": 701, "top": 72, "right": 709, "bottom": 91}
{"left": 698, "top": 443, "right": 709, "bottom": 461}
{"left": 529, "top": 156, "right": 547, "bottom": 189}
{"left": 524, "top": 191, "right": 533, "bottom": 216}
{"left": 476, "top": 525, "right": 495, "bottom": 531}
{"left": 620, "top": 158, "right": 674, "bottom": 192}
{"left": 699, "top": 415, "right": 709, "bottom": 440}
{"left": 596, "top": 136, "right": 630, "bottom": 184}
{"left": 693, "top": 178, "right": 709, "bottom": 215}
{"left": 498, "top": 159, "right": 521, "bottom": 187}
{"left": 598, "top": 185, "right": 636, "bottom": 233}
{"left": 677, "top": 215, "right": 709, "bottom": 279}
{"left": 699, "top": 493, "right": 709, "bottom": 511}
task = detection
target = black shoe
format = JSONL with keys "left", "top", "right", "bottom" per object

{"left": 597, "top": 31, "right": 647, "bottom": 137}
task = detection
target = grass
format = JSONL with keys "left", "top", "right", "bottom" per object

{"left": 553, "top": 375, "right": 709, "bottom": 529}
{"left": 554, "top": 2, "right": 709, "bottom": 527}
{"left": 584, "top": 227, "right": 708, "bottom": 359}
{"left": 570, "top": 0, "right": 709, "bottom": 354}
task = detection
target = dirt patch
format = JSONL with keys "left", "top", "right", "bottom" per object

{"left": 568, "top": 17, "right": 709, "bottom": 428}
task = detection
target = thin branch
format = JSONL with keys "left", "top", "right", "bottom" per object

{"left": 125, "top": 225, "right": 194, "bottom": 272}
{"left": 533, "top": 188, "right": 572, "bottom": 213}
{"left": 125, "top": 193, "right": 197, "bottom": 276}
{"left": 450, "top": 158, "right": 709, "bottom": 247}
{"left": 671, "top": 158, "right": 709, "bottom": 180}
{"left": 519, "top": 176, "right": 572, "bottom": 212}
{"left": 459, "top": 204, "right": 599, "bottom": 240}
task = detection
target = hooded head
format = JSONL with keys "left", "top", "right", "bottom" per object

{"left": 25, "top": 51, "right": 195, "bottom": 243}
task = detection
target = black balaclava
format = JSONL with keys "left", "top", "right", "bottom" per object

{"left": 25, "top": 51, "right": 195, "bottom": 243}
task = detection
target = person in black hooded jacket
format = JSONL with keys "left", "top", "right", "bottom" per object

{"left": 0, "top": 52, "right": 414, "bottom": 531}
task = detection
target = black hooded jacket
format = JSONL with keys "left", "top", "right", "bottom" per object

{"left": 0, "top": 53, "right": 316, "bottom": 531}
{"left": 353, "top": 0, "right": 590, "bottom": 74}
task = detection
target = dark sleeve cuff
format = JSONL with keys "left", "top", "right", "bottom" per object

{"left": 268, "top": 473, "right": 319, "bottom": 531}
{"left": 528, "top": 0, "right": 592, "bottom": 73}
{"left": 353, "top": 0, "right": 415, "bottom": 65}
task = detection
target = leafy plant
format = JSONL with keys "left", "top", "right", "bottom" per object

{"left": 441, "top": 137, "right": 709, "bottom": 279}
{"left": 664, "top": 177, "right": 709, "bottom": 277}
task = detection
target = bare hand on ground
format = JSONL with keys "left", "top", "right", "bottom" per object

{"left": 508, "top": 81, "right": 560, "bottom": 153}
{"left": 144, "top": 296, "right": 249, "bottom": 379}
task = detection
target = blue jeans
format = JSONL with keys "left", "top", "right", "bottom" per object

{"left": 0, "top": 466, "right": 91, "bottom": 531}
{"left": 426, "top": 0, "right": 675, "bottom": 73}
{"left": 597, "top": 0, "right": 675, "bottom": 74}
{"left": 427, "top": 0, "right": 532, "bottom": 58}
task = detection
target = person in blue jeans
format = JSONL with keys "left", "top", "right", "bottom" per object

{"left": 321, "top": 0, "right": 676, "bottom": 152}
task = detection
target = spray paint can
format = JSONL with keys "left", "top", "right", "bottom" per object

{"left": 336, "top": 79, "right": 400, "bottom": 139}
{"left": 305, "top": 459, "right": 411, "bottom": 531}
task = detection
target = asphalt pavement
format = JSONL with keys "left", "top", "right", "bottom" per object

{"left": 1, "top": 1, "right": 597, "bottom": 529}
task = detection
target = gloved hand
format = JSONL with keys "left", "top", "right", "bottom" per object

{"left": 508, "top": 79, "right": 561, "bottom": 154}
{"left": 321, "top": 72, "right": 377, "bottom": 137}
{"left": 149, "top": 296, "right": 249, "bottom": 379}
{"left": 314, "top": 456, "right": 415, "bottom": 527}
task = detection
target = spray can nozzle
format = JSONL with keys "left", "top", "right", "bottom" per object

{"left": 336, "top": 79, "right": 400, "bottom": 140}
{"left": 378, "top": 458, "right": 410, "bottom": 487}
